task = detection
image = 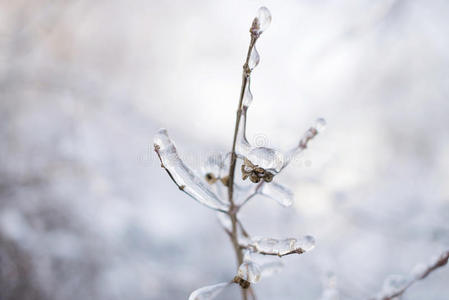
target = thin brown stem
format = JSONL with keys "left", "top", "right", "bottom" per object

{"left": 226, "top": 31, "right": 259, "bottom": 300}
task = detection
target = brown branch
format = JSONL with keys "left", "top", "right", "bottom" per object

{"left": 226, "top": 20, "right": 261, "bottom": 300}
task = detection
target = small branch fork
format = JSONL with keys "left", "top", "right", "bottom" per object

{"left": 371, "top": 250, "right": 449, "bottom": 300}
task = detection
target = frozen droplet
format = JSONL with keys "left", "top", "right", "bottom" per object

{"left": 154, "top": 129, "right": 229, "bottom": 212}
{"left": 255, "top": 7, "right": 272, "bottom": 33}
{"left": 238, "top": 261, "right": 261, "bottom": 283}
{"left": 315, "top": 118, "right": 326, "bottom": 132}
{"left": 188, "top": 282, "right": 230, "bottom": 300}
{"left": 259, "top": 182, "right": 294, "bottom": 207}
{"left": 248, "top": 47, "right": 260, "bottom": 70}
{"left": 242, "top": 80, "right": 253, "bottom": 108}
{"left": 297, "top": 235, "right": 316, "bottom": 252}
{"left": 247, "top": 147, "right": 284, "bottom": 173}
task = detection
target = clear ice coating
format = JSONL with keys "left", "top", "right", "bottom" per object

{"left": 238, "top": 260, "right": 261, "bottom": 283}
{"left": 248, "top": 47, "right": 260, "bottom": 70}
{"left": 378, "top": 274, "right": 408, "bottom": 298}
{"left": 259, "top": 182, "right": 294, "bottom": 207}
{"left": 249, "top": 235, "right": 315, "bottom": 256}
{"left": 188, "top": 282, "right": 230, "bottom": 300}
{"left": 242, "top": 79, "right": 253, "bottom": 108}
{"left": 246, "top": 147, "right": 285, "bottom": 173}
{"left": 255, "top": 7, "right": 272, "bottom": 34}
{"left": 202, "top": 153, "right": 226, "bottom": 179}
{"left": 154, "top": 129, "right": 229, "bottom": 212}
{"left": 216, "top": 211, "right": 232, "bottom": 232}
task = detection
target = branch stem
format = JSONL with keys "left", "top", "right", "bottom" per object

{"left": 226, "top": 34, "right": 258, "bottom": 300}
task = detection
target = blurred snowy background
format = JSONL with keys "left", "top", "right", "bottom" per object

{"left": 1, "top": 0, "right": 449, "bottom": 299}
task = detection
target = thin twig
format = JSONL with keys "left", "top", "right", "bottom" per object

{"left": 238, "top": 181, "right": 264, "bottom": 210}
{"left": 372, "top": 250, "right": 449, "bottom": 300}
{"left": 240, "top": 244, "right": 306, "bottom": 257}
{"left": 226, "top": 24, "right": 260, "bottom": 300}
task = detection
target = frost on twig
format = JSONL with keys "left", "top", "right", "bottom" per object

{"left": 154, "top": 129, "right": 229, "bottom": 212}
{"left": 371, "top": 250, "right": 449, "bottom": 300}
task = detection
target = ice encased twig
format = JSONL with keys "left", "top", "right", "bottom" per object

{"left": 246, "top": 235, "right": 315, "bottom": 256}
{"left": 154, "top": 129, "right": 229, "bottom": 212}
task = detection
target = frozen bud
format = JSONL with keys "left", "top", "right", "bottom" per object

{"left": 253, "top": 7, "right": 272, "bottom": 34}
{"left": 315, "top": 118, "right": 327, "bottom": 132}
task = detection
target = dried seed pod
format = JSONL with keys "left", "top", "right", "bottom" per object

{"left": 250, "top": 173, "right": 261, "bottom": 183}
{"left": 205, "top": 173, "right": 218, "bottom": 184}
{"left": 263, "top": 171, "right": 274, "bottom": 182}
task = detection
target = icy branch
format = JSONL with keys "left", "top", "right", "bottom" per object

{"left": 241, "top": 236, "right": 315, "bottom": 257}
{"left": 154, "top": 129, "right": 229, "bottom": 213}
{"left": 371, "top": 250, "right": 449, "bottom": 300}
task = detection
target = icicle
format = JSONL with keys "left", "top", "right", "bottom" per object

{"left": 236, "top": 107, "right": 252, "bottom": 157}
{"left": 259, "top": 182, "right": 294, "bottom": 207}
{"left": 248, "top": 47, "right": 260, "bottom": 70}
{"left": 188, "top": 282, "right": 230, "bottom": 300}
{"left": 154, "top": 129, "right": 229, "bottom": 212}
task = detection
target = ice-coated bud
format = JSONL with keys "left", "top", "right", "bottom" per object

{"left": 255, "top": 7, "right": 272, "bottom": 34}
{"left": 238, "top": 261, "right": 261, "bottom": 283}
{"left": 315, "top": 118, "right": 327, "bottom": 132}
